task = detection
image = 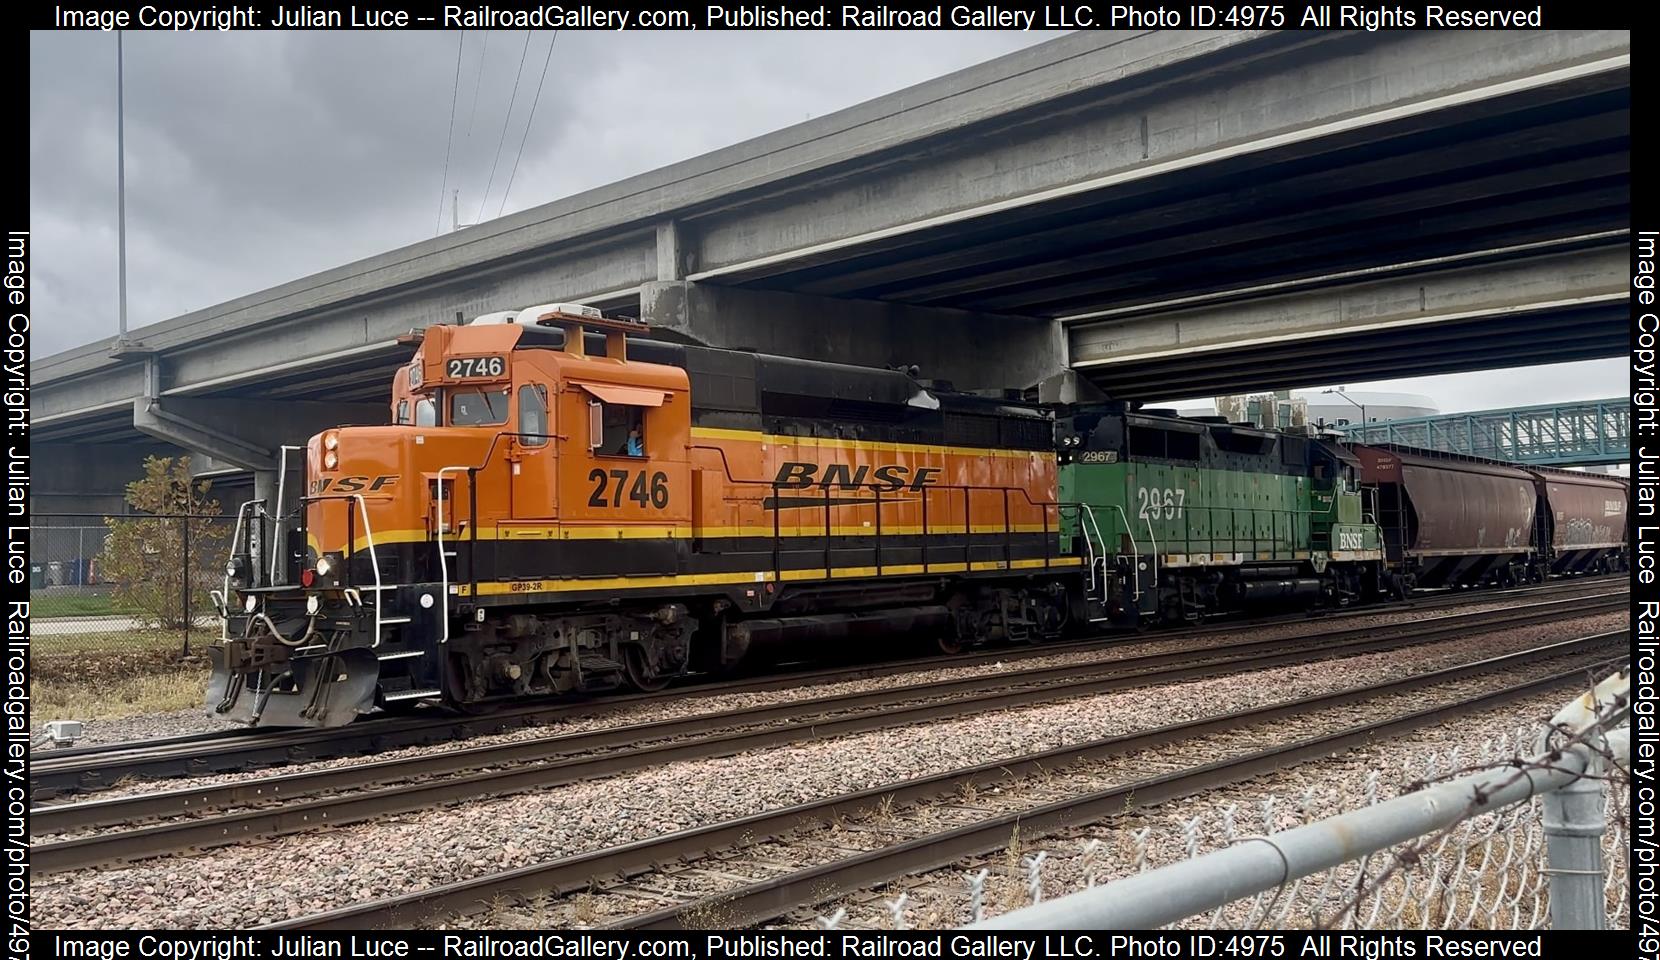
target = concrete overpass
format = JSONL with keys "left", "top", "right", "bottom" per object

{"left": 32, "top": 29, "right": 1630, "bottom": 511}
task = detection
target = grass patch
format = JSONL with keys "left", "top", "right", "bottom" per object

{"left": 29, "top": 588, "right": 137, "bottom": 619}
{"left": 31, "top": 626, "right": 205, "bottom": 658}
{"left": 32, "top": 640, "right": 211, "bottom": 723}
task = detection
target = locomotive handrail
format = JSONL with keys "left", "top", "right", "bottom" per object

{"left": 220, "top": 498, "right": 265, "bottom": 641}
{"left": 435, "top": 464, "right": 473, "bottom": 645}
{"left": 1110, "top": 505, "right": 1140, "bottom": 602}
{"left": 299, "top": 492, "right": 386, "bottom": 647}
{"left": 267, "top": 444, "right": 305, "bottom": 585}
{"left": 686, "top": 442, "right": 1065, "bottom": 511}
{"left": 1067, "top": 503, "right": 1100, "bottom": 597}
{"left": 1144, "top": 514, "right": 1159, "bottom": 601}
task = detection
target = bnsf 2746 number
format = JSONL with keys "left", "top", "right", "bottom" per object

{"left": 446, "top": 355, "right": 505, "bottom": 379}
{"left": 588, "top": 469, "right": 669, "bottom": 509}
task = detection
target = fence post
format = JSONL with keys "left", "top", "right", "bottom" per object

{"left": 1541, "top": 755, "right": 1608, "bottom": 930}
{"left": 181, "top": 516, "right": 191, "bottom": 657}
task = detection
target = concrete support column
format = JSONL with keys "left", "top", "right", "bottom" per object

{"left": 639, "top": 280, "right": 1064, "bottom": 391}
{"left": 253, "top": 470, "right": 279, "bottom": 513}
{"left": 656, "top": 221, "right": 685, "bottom": 281}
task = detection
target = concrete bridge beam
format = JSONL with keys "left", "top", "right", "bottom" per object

{"left": 1069, "top": 242, "right": 1628, "bottom": 389}
{"left": 638, "top": 281, "right": 1064, "bottom": 391}
{"left": 132, "top": 397, "right": 387, "bottom": 517}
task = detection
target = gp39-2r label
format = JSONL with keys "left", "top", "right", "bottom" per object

{"left": 446, "top": 355, "right": 506, "bottom": 379}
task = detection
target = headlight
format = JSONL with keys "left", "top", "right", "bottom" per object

{"left": 323, "top": 433, "right": 339, "bottom": 451}
{"left": 305, "top": 595, "right": 321, "bottom": 616}
{"left": 323, "top": 451, "right": 339, "bottom": 469}
{"left": 225, "top": 562, "right": 237, "bottom": 577}
{"left": 316, "top": 556, "right": 333, "bottom": 577}
{"left": 243, "top": 595, "right": 259, "bottom": 613}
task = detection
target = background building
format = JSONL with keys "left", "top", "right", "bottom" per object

{"left": 1175, "top": 389, "right": 1440, "bottom": 429}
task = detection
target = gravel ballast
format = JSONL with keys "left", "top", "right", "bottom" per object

{"left": 30, "top": 610, "right": 1622, "bottom": 929}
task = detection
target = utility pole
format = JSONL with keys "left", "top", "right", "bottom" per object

{"left": 109, "top": 31, "right": 147, "bottom": 359}
{"left": 116, "top": 30, "right": 128, "bottom": 342}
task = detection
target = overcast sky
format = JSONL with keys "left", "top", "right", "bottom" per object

{"left": 30, "top": 29, "right": 1624, "bottom": 413}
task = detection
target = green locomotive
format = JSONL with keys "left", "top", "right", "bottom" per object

{"left": 1055, "top": 403, "right": 1385, "bottom": 626}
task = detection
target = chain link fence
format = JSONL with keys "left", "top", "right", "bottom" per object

{"left": 30, "top": 514, "right": 235, "bottom": 660}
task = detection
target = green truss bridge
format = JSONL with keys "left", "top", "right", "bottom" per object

{"left": 1340, "top": 398, "right": 1628, "bottom": 467}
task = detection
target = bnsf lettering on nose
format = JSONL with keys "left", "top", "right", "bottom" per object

{"left": 311, "top": 475, "right": 399, "bottom": 494}
{"left": 772, "top": 462, "right": 941, "bottom": 491}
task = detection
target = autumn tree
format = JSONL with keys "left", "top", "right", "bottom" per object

{"left": 100, "top": 456, "right": 229, "bottom": 630}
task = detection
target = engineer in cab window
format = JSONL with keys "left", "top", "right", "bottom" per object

{"left": 603, "top": 402, "right": 645, "bottom": 456}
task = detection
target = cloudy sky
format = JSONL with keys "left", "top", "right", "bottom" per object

{"left": 30, "top": 29, "right": 1623, "bottom": 413}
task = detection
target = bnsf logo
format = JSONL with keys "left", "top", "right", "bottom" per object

{"left": 772, "top": 462, "right": 940, "bottom": 491}
{"left": 310, "top": 475, "right": 399, "bottom": 494}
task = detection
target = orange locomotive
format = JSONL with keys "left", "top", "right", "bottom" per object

{"left": 209, "top": 305, "right": 1081, "bottom": 726}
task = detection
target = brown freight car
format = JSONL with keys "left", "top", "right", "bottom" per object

{"left": 1525, "top": 466, "right": 1629, "bottom": 575}
{"left": 1349, "top": 444, "right": 1538, "bottom": 589}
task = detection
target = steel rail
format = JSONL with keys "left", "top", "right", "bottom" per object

{"left": 29, "top": 578, "right": 1625, "bottom": 799}
{"left": 30, "top": 595, "right": 1622, "bottom": 868}
{"left": 38, "top": 572, "right": 1619, "bottom": 774}
{"left": 261, "top": 630, "right": 1624, "bottom": 930}
{"left": 615, "top": 655, "right": 1621, "bottom": 930}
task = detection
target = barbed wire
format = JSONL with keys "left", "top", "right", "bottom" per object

{"left": 1315, "top": 667, "right": 1630, "bottom": 929}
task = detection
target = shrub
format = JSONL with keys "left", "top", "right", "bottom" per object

{"left": 100, "top": 456, "right": 229, "bottom": 630}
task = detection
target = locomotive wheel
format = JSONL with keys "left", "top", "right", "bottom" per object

{"left": 624, "top": 646, "right": 673, "bottom": 692}
{"left": 936, "top": 631, "right": 966, "bottom": 656}
{"left": 438, "top": 658, "right": 506, "bottom": 717}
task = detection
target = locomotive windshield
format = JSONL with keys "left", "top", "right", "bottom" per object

{"left": 450, "top": 388, "right": 509, "bottom": 426}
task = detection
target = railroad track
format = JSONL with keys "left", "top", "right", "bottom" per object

{"left": 30, "top": 575, "right": 1625, "bottom": 799}
{"left": 261, "top": 628, "right": 1625, "bottom": 930}
{"left": 31, "top": 593, "right": 1623, "bottom": 873}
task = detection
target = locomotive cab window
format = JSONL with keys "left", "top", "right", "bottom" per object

{"left": 590, "top": 402, "right": 645, "bottom": 457}
{"left": 396, "top": 400, "right": 410, "bottom": 425}
{"left": 450, "top": 389, "right": 509, "bottom": 426}
{"left": 518, "top": 385, "right": 548, "bottom": 447}
{"left": 414, "top": 397, "right": 437, "bottom": 427}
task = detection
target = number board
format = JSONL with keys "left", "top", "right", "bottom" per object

{"left": 1077, "top": 450, "right": 1119, "bottom": 463}
{"left": 445, "top": 356, "right": 507, "bottom": 380}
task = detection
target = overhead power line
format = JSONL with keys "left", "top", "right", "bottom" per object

{"left": 463, "top": 31, "right": 489, "bottom": 140}
{"left": 475, "top": 29, "right": 532, "bottom": 225}
{"left": 434, "top": 31, "right": 464, "bottom": 235}
{"left": 498, "top": 30, "right": 558, "bottom": 220}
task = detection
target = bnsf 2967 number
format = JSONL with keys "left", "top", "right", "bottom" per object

{"left": 446, "top": 355, "right": 505, "bottom": 379}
